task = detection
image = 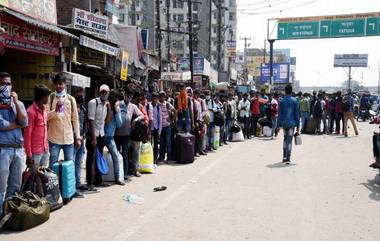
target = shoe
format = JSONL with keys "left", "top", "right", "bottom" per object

{"left": 199, "top": 151, "right": 207, "bottom": 156}
{"left": 73, "top": 190, "right": 84, "bottom": 198}
{"left": 78, "top": 184, "right": 88, "bottom": 191}
{"left": 96, "top": 182, "right": 111, "bottom": 187}
{"left": 87, "top": 185, "right": 98, "bottom": 192}
{"left": 212, "top": 147, "right": 217, "bottom": 151}
{"left": 115, "top": 180, "right": 126, "bottom": 186}
{"left": 134, "top": 172, "right": 142, "bottom": 177}
{"left": 282, "top": 158, "right": 287, "bottom": 163}
{"left": 195, "top": 154, "right": 200, "bottom": 157}
{"left": 224, "top": 141, "right": 228, "bottom": 145}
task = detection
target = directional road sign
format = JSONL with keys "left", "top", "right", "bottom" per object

{"left": 277, "top": 12, "right": 380, "bottom": 40}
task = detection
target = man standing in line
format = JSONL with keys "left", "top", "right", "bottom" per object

{"left": 343, "top": 90, "right": 359, "bottom": 137}
{"left": 299, "top": 93, "right": 310, "bottom": 133}
{"left": 158, "top": 91, "right": 176, "bottom": 162}
{"left": 270, "top": 92, "right": 280, "bottom": 138}
{"left": 0, "top": 72, "right": 28, "bottom": 215}
{"left": 238, "top": 93, "right": 251, "bottom": 139}
{"left": 47, "top": 73, "right": 81, "bottom": 168}
{"left": 86, "top": 85, "right": 111, "bottom": 191}
{"left": 278, "top": 84, "right": 300, "bottom": 164}
{"left": 24, "top": 85, "right": 51, "bottom": 170}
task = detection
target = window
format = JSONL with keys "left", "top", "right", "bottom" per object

{"left": 178, "top": 14, "right": 184, "bottom": 22}
{"left": 173, "top": 0, "right": 183, "bottom": 8}
{"left": 136, "top": 0, "right": 140, "bottom": 7}
{"left": 213, "top": 11, "right": 217, "bottom": 19}
{"left": 229, "top": 13, "right": 235, "bottom": 21}
{"left": 229, "top": 0, "right": 236, "bottom": 7}
{"left": 213, "top": 27, "right": 217, "bottom": 33}
{"left": 119, "top": 13, "right": 125, "bottom": 23}
{"left": 193, "top": 3, "right": 199, "bottom": 11}
{"left": 137, "top": 14, "right": 140, "bottom": 21}
{"left": 193, "top": 13, "right": 198, "bottom": 21}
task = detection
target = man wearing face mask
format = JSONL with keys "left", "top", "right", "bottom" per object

{"left": 205, "top": 90, "right": 217, "bottom": 151}
{"left": 72, "top": 87, "right": 88, "bottom": 195}
{"left": 47, "top": 73, "right": 81, "bottom": 168}
{"left": 86, "top": 85, "right": 111, "bottom": 190}
{"left": 0, "top": 72, "right": 28, "bottom": 216}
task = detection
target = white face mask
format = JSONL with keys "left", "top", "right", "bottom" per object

{"left": 206, "top": 96, "right": 211, "bottom": 100}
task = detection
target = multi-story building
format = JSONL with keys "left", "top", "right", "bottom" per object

{"left": 124, "top": 0, "right": 237, "bottom": 80}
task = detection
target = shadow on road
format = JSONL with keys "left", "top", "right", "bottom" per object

{"left": 266, "top": 162, "right": 296, "bottom": 169}
{"left": 361, "top": 174, "right": 380, "bottom": 202}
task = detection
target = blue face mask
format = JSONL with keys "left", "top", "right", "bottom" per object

{"left": 0, "top": 85, "right": 11, "bottom": 105}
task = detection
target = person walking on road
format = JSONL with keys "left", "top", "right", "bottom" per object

{"left": 278, "top": 84, "right": 300, "bottom": 164}
{"left": 238, "top": 93, "right": 251, "bottom": 139}
{"left": 343, "top": 90, "right": 359, "bottom": 137}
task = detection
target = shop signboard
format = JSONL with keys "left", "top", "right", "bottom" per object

{"left": 0, "top": 0, "right": 57, "bottom": 24}
{"left": 0, "top": 15, "right": 59, "bottom": 55}
{"left": 79, "top": 35, "right": 118, "bottom": 56}
{"left": 334, "top": 54, "right": 368, "bottom": 67}
{"left": 120, "top": 51, "right": 129, "bottom": 81}
{"left": 77, "top": 47, "right": 106, "bottom": 67}
{"left": 178, "top": 57, "right": 211, "bottom": 76}
{"left": 260, "top": 63, "right": 290, "bottom": 84}
{"left": 226, "top": 40, "right": 236, "bottom": 58}
{"left": 73, "top": 8, "right": 108, "bottom": 39}
{"left": 161, "top": 71, "right": 191, "bottom": 82}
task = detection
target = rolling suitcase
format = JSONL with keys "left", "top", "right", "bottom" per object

{"left": 305, "top": 117, "right": 317, "bottom": 134}
{"left": 175, "top": 133, "right": 195, "bottom": 164}
{"left": 52, "top": 161, "right": 76, "bottom": 204}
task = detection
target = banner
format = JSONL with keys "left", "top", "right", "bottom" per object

{"left": 0, "top": 0, "right": 57, "bottom": 24}
{"left": 260, "top": 63, "right": 290, "bottom": 84}
{"left": 73, "top": 8, "right": 108, "bottom": 39}
{"left": 0, "top": 15, "right": 59, "bottom": 55}
{"left": 120, "top": 51, "right": 129, "bottom": 81}
{"left": 79, "top": 35, "right": 118, "bottom": 56}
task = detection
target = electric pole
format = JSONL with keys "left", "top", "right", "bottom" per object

{"left": 166, "top": 0, "right": 171, "bottom": 68}
{"left": 240, "top": 36, "right": 251, "bottom": 83}
{"left": 208, "top": 0, "right": 213, "bottom": 61}
{"left": 217, "top": 0, "right": 222, "bottom": 82}
{"left": 156, "top": 0, "right": 162, "bottom": 75}
{"left": 348, "top": 66, "right": 352, "bottom": 90}
{"left": 188, "top": 0, "right": 194, "bottom": 88}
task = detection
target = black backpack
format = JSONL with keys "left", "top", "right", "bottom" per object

{"left": 342, "top": 98, "right": 351, "bottom": 112}
{"left": 313, "top": 100, "right": 323, "bottom": 118}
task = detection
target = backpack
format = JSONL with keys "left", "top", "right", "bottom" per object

{"left": 313, "top": 100, "right": 323, "bottom": 118}
{"left": 130, "top": 119, "right": 149, "bottom": 142}
{"left": 342, "top": 98, "right": 351, "bottom": 112}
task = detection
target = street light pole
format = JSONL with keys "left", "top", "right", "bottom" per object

{"left": 188, "top": 0, "right": 194, "bottom": 88}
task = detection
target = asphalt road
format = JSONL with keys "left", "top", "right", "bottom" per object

{"left": 2, "top": 122, "right": 380, "bottom": 241}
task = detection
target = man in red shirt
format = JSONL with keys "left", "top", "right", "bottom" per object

{"left": 250, "top": 92, "right": 268, "bottom": 137}
{"left": 24, "top": 85, "right": 51, "bottom": 168}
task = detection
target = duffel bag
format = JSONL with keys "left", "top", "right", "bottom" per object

{"left": 0, "top": 191, "right": 50, "bottom": 231}
{"left": 38, "top": 168, "right": 63, "bottom": 211}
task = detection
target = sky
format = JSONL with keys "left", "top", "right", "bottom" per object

{"left": 236, "top": 0, "right": 380, "bottom": 87}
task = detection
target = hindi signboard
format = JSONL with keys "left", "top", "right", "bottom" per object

{"left": 79, "top": 35, "right": 118, "bottom": 56}
{"left": 277, "top": 12, "right": 380, "bottom": 40}
{"left": 334, "top": 54, "right": 368, "bottom": 67}
{"left": 73, "top": 8, "right": 108, "bottom": 39}
{"left": 0, "top": 0, "right": 57, "bottom": 24}
{"left": 0, "top": 15, "right": 59, "bottom": 55}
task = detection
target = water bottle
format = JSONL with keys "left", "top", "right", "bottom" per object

{"left": 123, "top": 193, "right": 144, "bottom": 204}
{"left": 58, "top": 97, "right": 65, "bottom": 117}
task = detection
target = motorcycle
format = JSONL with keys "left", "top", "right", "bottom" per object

{"left": 357, "top": 107, "right": 372, "bottom": 122}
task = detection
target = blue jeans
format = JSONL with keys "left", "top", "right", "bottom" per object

{"left": 271, "top": 117, "right": 278, "bottom": 137}
{"left": 0, "top": 147, "right": 25, "bottom": 215}
{"left": 32, "top": 152, "right": 49, "bottom": 169}
{"left": 104, "top": 137, "right": 120, "bottom": 180}
{"left": 74, "top": 143, "right": 84, "bottom": 189}
{"left": 178, "top": 109, "right": 191, "bottom": 133}
{"left": 283, "top": 127, "right": 295, "bottom": 161}
{"left": 207, "top": 122, "right": 215, "bottom": 149}
{"left": 49, "top": 142, "right": 74, "bottom": 169}
{"left": 159, "top": 126, "right": 172, "bottom": 160}
{"left": 115, "top": 136, "right": 131, "bottom": 178}
{"left": 224, "top": 118, "right": 232, "bottom": 141}
{"left": 301, "top": 111, "right": 310, "bottom": 132}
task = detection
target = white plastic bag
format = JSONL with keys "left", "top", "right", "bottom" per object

{"left": 294, "top": 134, "right": 302, "bottom": 146}
{"left": 263, "top": 126, "right": 272, "bottom": 137}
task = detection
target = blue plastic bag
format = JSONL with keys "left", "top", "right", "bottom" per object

{"left": 96, "top": 149, "right": 109, "bottom": 175}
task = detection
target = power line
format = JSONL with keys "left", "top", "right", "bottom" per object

{"left": 238, "top": 0, "right": 321, "bottom": 15}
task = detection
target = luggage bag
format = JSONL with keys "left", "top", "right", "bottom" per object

{"left": 52, "top": 161, "right": 76, "bottom": 204}
{"left": 175, "top": 133, "right": 195, "bottom": 164}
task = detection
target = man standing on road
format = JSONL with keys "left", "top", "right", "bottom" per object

{"left": 47, "top": 73, "right": 81, "bottom": 168}
{"left": 0, "top": 72, "right": 28, "bottom": 215}
{"left": 238, "top": 93, "right": 250, "bottom": 139}
{"left": 343, "top": 90, "right": 359, "bottom": 137}
{"left": 299, "top": 93, "right": 310, "bottom": 133}
{"left": 278, "top": 84, "right": 300, "bottom": 164}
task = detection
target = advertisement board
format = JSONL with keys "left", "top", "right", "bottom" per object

{"left": 0, "top": 0, "right": 57, "bottom": 24}
{"left": 334, "top": 54, "right": 368, "bottom": 67}
{"left": 178, "top": 57, "right": 211, "bottom": 76}
{"left": 0, "top": 15, "right": 59, "bottom": 55}
{"left": 120, "top": 51, "right": 129, "bottom": 81}
{"left": 260, "top": 63, "right": 290, "bottom": 84}
{"left": 73, "top": 8, "right": 108, "bottom": 39}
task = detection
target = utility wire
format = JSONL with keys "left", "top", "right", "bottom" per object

{"left": 238, "top": 0, "right": 321, "bottom": 15}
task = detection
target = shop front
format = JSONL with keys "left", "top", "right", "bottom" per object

{"left": 0, "top": 7, "right": 76, "bottom": 103}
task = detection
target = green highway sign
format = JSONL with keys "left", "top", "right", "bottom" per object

{"left": 277, "top": 12, "right": 380, "bottom": 40}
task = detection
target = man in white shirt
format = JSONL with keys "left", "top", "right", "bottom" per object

{"left": 238, "top": 93, "right": 251, "bottom": 139}
{"left": 86, "top": 84, "right": 110, "bottom": 191}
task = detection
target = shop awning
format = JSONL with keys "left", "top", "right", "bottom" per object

{"left": 62, "top": 71, "right": 91, "bottom": 88}
{"left": 0, "top": 7, "right": 78, "bottom": 39}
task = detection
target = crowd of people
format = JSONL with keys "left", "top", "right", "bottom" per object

{"left": 0, "top": 70, "right": 370, "bottom": 216}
